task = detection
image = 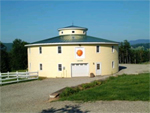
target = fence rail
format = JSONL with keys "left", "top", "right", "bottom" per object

{"left": 0, "top": 71, "right": 38, "bottom": 85}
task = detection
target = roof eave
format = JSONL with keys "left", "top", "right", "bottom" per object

{"left": 25, "top": 42, "right": 119, "bottom": 47}
{"left": 58, "top": 28, "right": 88, "bottom": 31}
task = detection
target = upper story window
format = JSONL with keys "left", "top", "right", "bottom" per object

{"left": 39, "top": 47, "right": 42, "bottom": 54}
{"left": 96, "top": 46, "right": 100, "bottom": 53}
{"left": 72, "top": 31, "right": 75, "bottom": 33}
{"left": 112, "top": 46, "right": 114, "bottom": 53}
{"left": 58, "top": 64, "right": 62, "bottom": 71}
{"left": 58, "top": 46, "right": 62, "bottom": 53}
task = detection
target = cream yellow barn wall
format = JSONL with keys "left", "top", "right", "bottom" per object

{"left": 27, "top": 44, "right": 118, "bottom": 78}
{"left": 59, "top": 29, "right": 86, "bottom": 35}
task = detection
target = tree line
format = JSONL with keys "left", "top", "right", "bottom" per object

{"left": 0, "top": 39, "right": 150, "bottom": 72}
{"left": 0, "top": 39, "right": 28, "bottom": 72}
{"left": 119, "top": 40, "right": 150, "bottom": 64}
{"left": 131, "top": 43, "right": 150, "bottom": 50}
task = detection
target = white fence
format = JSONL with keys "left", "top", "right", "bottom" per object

{"left": 0, "top": 71, "right": 38, "bottom": 85}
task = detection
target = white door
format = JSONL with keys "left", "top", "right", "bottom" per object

{"left": 71, "top": 63, "right": 88, "bottom": 77}
{"left": 96, "top": 63, "right": 101, "bottom": 75}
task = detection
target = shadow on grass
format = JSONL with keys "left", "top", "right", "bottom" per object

{"left": 119, "top": 66, "right": 127, "bottom": 71}
{"left": 41, "top": 105, "right": 89, "bottom": 113}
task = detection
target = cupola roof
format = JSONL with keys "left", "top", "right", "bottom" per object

{"left": 58, "top": 25, "right": 88, "bottom": 31}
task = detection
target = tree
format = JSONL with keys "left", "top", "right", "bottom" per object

{"left": 0, "top": 42, "right": 10, "bottom": 72}
{"left": 10, "top": 39, "right": 28, "bottom": 70}
{"left": 119, "top": 42, "right": 124, "bottom": 63}
{"left": 119, "top": 40, "right": 131, "bottom": 63}
{"left": 119, "top": 40, "right": 150, "bottom": 64}
{"left": 123, "top": 40, "right": 131, "bottom": 63}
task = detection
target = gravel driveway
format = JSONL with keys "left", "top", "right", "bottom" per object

{"left": 1, "top": 64, "right": 150, "bottom": 113}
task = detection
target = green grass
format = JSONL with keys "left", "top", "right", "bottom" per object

{"left": 11, "top": 69, "right": 27, "bottom": 72}
{"left": 141, "top": 61, "right": 150, "bottom": 64}
{"left": 59, "top": 80, "right": 102, "bottom": 98}
{"left": 60, "top": 73, "right": 150, "bottom": 101}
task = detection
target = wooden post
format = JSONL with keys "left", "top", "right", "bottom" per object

{"left": 26, "top": 71, "right": 28, "bottom": 79}
{"left": 37, "top": 71, "right": 39, "bottom": 79}
{"left": 16, "top": 71, "right": 18, "bottom": 82}
{"left": 0, "top": 72, "right": 1, "bottom": 85}
{"left": 7, "top": 71, "right": 9, "bottom": 78}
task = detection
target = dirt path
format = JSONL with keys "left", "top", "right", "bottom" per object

{"left": 1, "top": 64, "right": 150, "bottom": 113}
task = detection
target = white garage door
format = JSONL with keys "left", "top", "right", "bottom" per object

{"left": 71, "top": 63, "right": 89, "bottom": 77}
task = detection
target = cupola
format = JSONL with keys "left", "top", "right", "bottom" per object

{"left": 58, "top": 25, "right": 88, "bottom": 36}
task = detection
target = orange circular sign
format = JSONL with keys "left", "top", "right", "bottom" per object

{"left": 77, "top": 50, "right": 83, "bottom": 56}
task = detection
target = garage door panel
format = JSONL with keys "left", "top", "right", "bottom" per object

{"left": 71, "top": 63, "right": 88, "bottom": 77}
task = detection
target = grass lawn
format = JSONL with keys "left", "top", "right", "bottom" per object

{"left": 11, "top": 69, "right": 27, "bottom": 72}
{"left": 60, "top": 73, "right": 149, "bottom": 101}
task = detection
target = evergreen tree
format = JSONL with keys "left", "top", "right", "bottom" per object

{"left": 10, "top": 39, "right": 28, "bottom": 70}
{"left": 0, "top": 42, "right": 10, "bottom": 72}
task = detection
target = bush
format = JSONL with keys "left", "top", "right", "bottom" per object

{"left": 60, "top": 80, "right": 102, "bottom": 98}
{"left": 60, "top": 87, "right": 80, "bottom": 97}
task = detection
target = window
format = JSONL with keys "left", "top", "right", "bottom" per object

{"left": 40, "top": 64, "right": 42, "bottom": 70}
{"left": 72, "top": 31, "right": 75, "bottom": 33}
{"left": 58, "top": 64, "right": 62, "bottom": 71}
{"left": 97, "top": 64, "right": 100, "bottom": 70}
{"left": 96, "top": 46, "right": 100, "bottom": 53}
{"left": 112, "top": 46, "right": 114, "bottom": 53}
{"left": 39, "top": 47, "right": 42, "bottom": 54}
{"left": 112, "top": 61, "right": 114, "bottom": 68}
{"left": 61, "top": 31, "right": 63, "bottom": 34}
{"left": 58, "top": 46, "right": 61, "bottom": 53}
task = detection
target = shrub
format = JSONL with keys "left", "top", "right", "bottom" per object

{"left": 60, "top": 80, "right": 102, "bottom": 98}
{"left": 91, "top": 80, "right": 101, "bottom": 86}
{"left": 60, "top": 87, "right": 80, "bottom": 97}
{"left": 81, "top": 83, "right": 91, "bottom": 90}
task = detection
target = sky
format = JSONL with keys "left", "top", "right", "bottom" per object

{"left": 1, "top": 1, "right": 149, "bottom": 43}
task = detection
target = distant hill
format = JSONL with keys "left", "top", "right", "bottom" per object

{"left": 131, "top": 43, "right": 150, "bottom": 50}
{"left": 3, "top": 43, "right": 13, "bottom": 52}
{"left": 129, "top": 39, "right": 150, "bottom": 45}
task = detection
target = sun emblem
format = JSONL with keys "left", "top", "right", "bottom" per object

{"left": 76, "top": 50, "right": 83, "bottom": 56}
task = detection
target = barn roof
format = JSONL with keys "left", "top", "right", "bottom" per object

{"left": 25, "top": 35, "right": 118, "bottom": 47}
{"left": 58, "top": 25, "right": 88, "bottom": 31}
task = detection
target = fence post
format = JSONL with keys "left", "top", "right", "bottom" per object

{"left": 16, "top": 71, "right": 18, "bottom": 82}
{"left": 0, "top": 72, "right": 1, "bottom": 85}
{"left": 7, "top": 71, "right": 9, "bottom": 78}
{"left": 37, "top": 71, "right": 39, "bottom": 79}
{"left": 26, "top": 71, "right": 28, "bottom": 79}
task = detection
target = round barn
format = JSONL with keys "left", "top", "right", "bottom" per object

{"left": 25, "top": 25, "right": 119, "bottom": 78}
